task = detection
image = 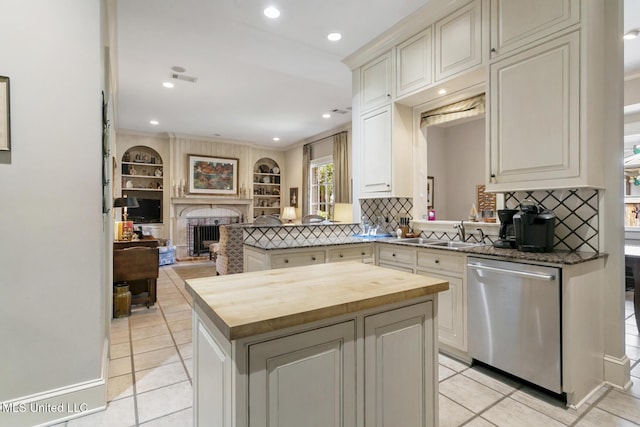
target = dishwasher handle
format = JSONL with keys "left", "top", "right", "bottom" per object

{"left": 467, "top": 263, "right": 556, "bottom": 281}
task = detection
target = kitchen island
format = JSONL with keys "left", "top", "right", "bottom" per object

{"left": 185, "top": 261, "right": 449, "bottom": 427}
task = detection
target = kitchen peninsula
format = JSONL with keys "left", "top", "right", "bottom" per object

{"left": 185, "top": 262, "right": 448, "bottom": 427}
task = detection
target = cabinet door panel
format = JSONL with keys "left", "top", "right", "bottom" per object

{"left": 365, "top": 302, "right": 435, "bottom": 427}
{"left": 490, "top": 0, "right": 579, "bottom": 57}
{"left": 489, "top": 31, "right": 579, "bottom": 185}
{"left": 361, "top": 53, "right": 391, "bottom": 112}
{"left": 361, "top": 106, "right": 392, "bottom": 193}
{"left": 397, "top": 27, "right": 433, "bottom": 97}
{"left": 194, "top": 320, "right": 231, "bottom": 427}
{"left": 435, "top": 0, "right": 482, "bottom": 81}
{"left": 417, "top": 270, "right": 464, "bottom": 351}
{"left": 249, "top": 321, "right": 356, "bottom": 427}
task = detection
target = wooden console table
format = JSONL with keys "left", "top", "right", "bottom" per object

{"left": 114, "top": 238, "right": 158, "bottom": 249}
{"left": 113, "top": 246, "right": 159, "bottom": 307}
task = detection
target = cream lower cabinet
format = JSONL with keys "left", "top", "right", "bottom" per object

{"left": 244, "top": 243, "right": 374, "bottom": 272}
{"left": 415, "top": 249, "right": 467, "bottom": 356}
{"left": 376, "top": 243, "right": 416, "bottom": 273}
{"left": 377, "top": 243, "right": 468, "bottom": 357}
{"left": 193, "top": 297, "right": 438, "bottom": 426}
{"left": 249, "top": 321, "right": 357, "bottom": 426}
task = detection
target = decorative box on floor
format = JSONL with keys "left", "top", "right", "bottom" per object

{"left": 159, "top": 243, "right": 176, "bottom": 266}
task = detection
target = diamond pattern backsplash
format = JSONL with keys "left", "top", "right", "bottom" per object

{"left": 360, "top": 198, "right": 414, "bottom": 234}
{"left": 244, "top": 223, "right": 362, "bottom": 246}
{"left": 505, "top": 189, "right": 599, "bottom": 253}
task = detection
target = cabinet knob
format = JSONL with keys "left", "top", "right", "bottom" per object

{"left": 339, "top": 254, "right": 344, "bottom": 258}
{"left": 435, "top": 259, "right": 440, "bottom": 264}
{"left": 392, "top": 253, "right": 396, "bottom": 257}
{"left": 284, "top": 259, "right": 289, "bottom": 263}
{"left": 490, "top": 48, "right": 497, "bottom": 53}
{"left": 361, "top": 252, "right": 366, "bottom": 256}
{"left": 311, "top": 257, "right": 316, "bottom": 261}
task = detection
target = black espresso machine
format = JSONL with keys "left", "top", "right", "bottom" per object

{"left": 512, "top": 201, "right": 556, "bottom": 252}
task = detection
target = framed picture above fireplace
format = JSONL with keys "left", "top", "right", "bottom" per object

{"left": 188, "top": 155, "right": 239, "bottom": 195}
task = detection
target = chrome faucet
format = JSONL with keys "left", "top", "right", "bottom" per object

{"left": 476, "top": 228, "right": 486, "bottom": 244}
{"left": 454, "top": 220, "right": 465, "bottom": 242}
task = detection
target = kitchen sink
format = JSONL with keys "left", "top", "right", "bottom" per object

{"left": 426, "top": 241, "right": 482, "bottom": 249}
{"left": 387, "top": 237, "right": 485, "bottom": 250}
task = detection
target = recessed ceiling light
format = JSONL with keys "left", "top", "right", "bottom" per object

{"left": 624, "top": 30, "right": 639, "bottom": 40}
{"left": 264, "top": 6, "right": 280, "bottom": 19}
{"left": 162, "top": 82, "right": 174, "bottom": 88}
{"left": 438, "top": 88, "right": 447, "bottom": 95}
{"left": 322, "top": 113, "right": 331, "bottom": 119}
{"left": 150, "top": 120, "right": 159, "bottom": 125}
{"left": 273, "top": 137, "right": 280, "bottom": 142}
{"left": 327, "top": 32, "right": 342, "bottom": 42}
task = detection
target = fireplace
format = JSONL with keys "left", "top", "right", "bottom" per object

{"left": 187, "top": 217, "right": 239, "bottom": 256}
{"left": 172, "top": 197, "right": 251, "bottom": 260}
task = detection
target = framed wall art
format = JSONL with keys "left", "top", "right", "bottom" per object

{"left": 427, "top": 176, "right": 434, "bottom": 209}
{"left": 0, "top": 76, "right": 10, "bottom": 151}
{"left": 290, "top": 187, "right": 298, "bottom": 208}
{"left": 188, "top": 155, "right": 238, "bottom": 195}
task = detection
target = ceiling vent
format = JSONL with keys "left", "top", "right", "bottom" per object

{"left": 170, "top": 73, "right": 198, "bottom": 83}
{"left": 331, "top": 108, "right": 349, "bottom": 115}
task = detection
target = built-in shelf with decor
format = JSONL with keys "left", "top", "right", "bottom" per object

{"left": 253, "top": 158, "right": 281, "bottom": 219}
{"left": 121, "top": 146, "right": 164, "bottom": 224}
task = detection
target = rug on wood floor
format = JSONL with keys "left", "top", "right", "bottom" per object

{"left": 173, "top": 262, "right": 217, "bottom": 282}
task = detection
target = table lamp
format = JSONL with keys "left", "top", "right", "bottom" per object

{"left": 114, "top": 196, "right": 139, "bottom": 221}
{"left": 333, "top": 203, "right": 353, "bottom": 223}
{"left": 282, "top": 206, "right": 297, "bottom": 224}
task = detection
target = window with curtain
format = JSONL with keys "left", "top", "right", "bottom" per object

{"left": 309, "top": 156, "right": 334, "bottom": 219}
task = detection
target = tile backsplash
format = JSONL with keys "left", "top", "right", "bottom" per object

{"left": 360, "top": 198, "right": 414, "bottom": 234}
{"left": 362, "top": 189, "right": 600, "bottom": 253}
{"left": 505, "top": 189, "right": 599, "bottom": 253}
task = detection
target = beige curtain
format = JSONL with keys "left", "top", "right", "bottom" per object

{"left": 301, "top": 144, "right": 311, "bottom": 215}
{"left": 332, "top": 131, "right": 350, "bottom": 203}
{"left": 420, "top": 94, "right": 485, "bottom": 128}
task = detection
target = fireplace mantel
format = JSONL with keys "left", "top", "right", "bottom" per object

{"left": 171, "top": 197, "right": 252, "bottom": 206}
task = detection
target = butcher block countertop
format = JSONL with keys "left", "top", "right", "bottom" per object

{"left": 185, "top": 262, "right": 449, "bottom": 340}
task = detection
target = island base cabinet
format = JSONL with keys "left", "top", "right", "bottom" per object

{"left": 192, "top": 297, "right": 439, "bottom": 426}
{"left": 365, "top": 301, "right": 437, "bottom": 427}
{"left": 249, "top": 321, "right": 356, "bottom": 427}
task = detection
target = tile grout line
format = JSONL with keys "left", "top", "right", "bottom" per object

{"left": 158, "top": 266, "right": 193, "bottom": 386}
{"left": 127, "top": 317, "right": 141, "bottom": 427}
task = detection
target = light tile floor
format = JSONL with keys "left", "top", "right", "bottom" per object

{"left": 56, "top": 263, "right": 640, "bottom": 426}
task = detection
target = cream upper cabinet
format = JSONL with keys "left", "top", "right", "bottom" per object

{"left": 435, "top": 0, "right": 483, "bottom": 82}
{"left": 488, "top": 31, "right": 580, "bottom": 190}
{"left": 360, "top": 103, "right": 413, "bottom": 198}
{"left": 486, "top": 0, "right": 605, "bottom": 191}
{"left": 396, "top": 27, "right": 433, "bottom": 99}
{"left": 490, "top": 0, "right": 580, "bottom": 58}
{"left": 361, "top": 52, "right": 392, "bottom": 113}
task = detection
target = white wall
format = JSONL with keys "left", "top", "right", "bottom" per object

{"left": 426, "top": 117, "right": 485, "bottom": 220}
{"left": 0, "top": 0, "right": 106, "bottom": 424}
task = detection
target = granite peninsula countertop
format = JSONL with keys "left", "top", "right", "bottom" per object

{"left": 185, "top": 262, "right": 448, "bottom": 340}
{"left": 243, "top": 235, "right": 386, "bottom": 250}
{"left": 243, "top": 234, "right": 604, "bottom": 265}
{"left": 457, "top": 245, "right": 605, "bottom": 265}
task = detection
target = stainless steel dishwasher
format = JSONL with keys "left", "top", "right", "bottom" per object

{"left": 467, "top": 257, "right": 562, "bottom": 394}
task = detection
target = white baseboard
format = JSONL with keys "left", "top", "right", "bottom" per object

{"left": 0, "top": 338, "right": 109, "bottom": 427}
{"left": 604, "top": 353, "right": 632, "bottom": 391}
